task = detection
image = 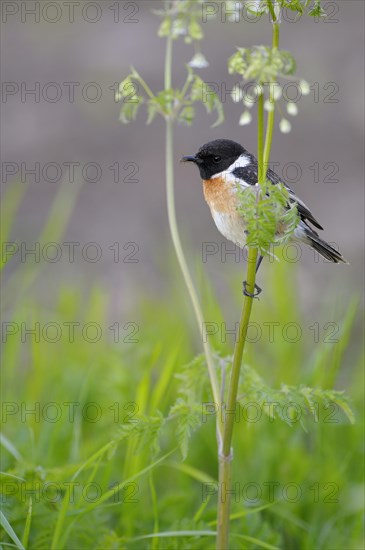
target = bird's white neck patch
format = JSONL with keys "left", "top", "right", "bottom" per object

{"left": 211, "top": 154, "right": 251, "bottom": 180}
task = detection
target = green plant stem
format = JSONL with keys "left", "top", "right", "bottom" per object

{"left": 263, "top": 23, "right": 280, "bottom": 167}
{"left": 267, "top": 0, "right": 277, "bottom": 22}
{"left": 164, "top": 35, "right": 222, "bottom": 431}
{"left": 216, "top": 19, "right": 280, "bottom": 550}
{"left": 216, "top": 94, "right": 263, "bottom": 546}
{"left": 222, "top": 247, "right": 258, "bottom": 461}
{"left": 273, "top": 21, "right": 280, "bottom": 46}
{"left": 216, "top": 247, "right": 258, "bottom": 550}
{"left": 164, "top": 32, "right": 173, "bottom": 91}
{"left": 257, "top": 92, "right": 265, "bottom": 183}
{"left": 131, "top": 69, "right": 155, "bottom": 100}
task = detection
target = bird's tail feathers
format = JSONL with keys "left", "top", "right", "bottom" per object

{"left": 305, "top": 229, "right": 348, "bottom": 264}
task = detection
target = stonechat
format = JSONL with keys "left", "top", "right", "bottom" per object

{"left": 182, "top": 138, "right": 347, "bottom": 296}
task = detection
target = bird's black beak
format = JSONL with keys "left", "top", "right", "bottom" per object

{"left": 181, "top": 155, "right": 198, "bottom": 164}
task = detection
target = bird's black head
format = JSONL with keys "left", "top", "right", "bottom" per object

{"left": 181, "top": 138, "right": 247, "bottom": 180}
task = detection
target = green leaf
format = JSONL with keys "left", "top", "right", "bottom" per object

{"left": 178, "top": 105, "right": 195, "bottom": 125}
{"left": 0, "top": 510, "right": 25, "bottom": 550}
{"left": 169, "top": 398, "right": 202, "bottom": 459}
{"left": 118, "top": 412, "right": 165, "bottom": 456}
{"left": 233, "top": 361, "right": 355, "bottom": 428}
{"left": 308, "top": 0, "right": 327, "bottom": 17}
{"left": 232, "top": 533, "right": 280, "bottom": 550}
{"left": 211, "top": 99, "right": 225, "bottom": 128}
{"left": 158, "top": 17, "right": 171, "bottom": 37}
{"left": 188, "top": 19, "right": 203, "bottom": 40}
{"left": 246, "top": 0, "right": 267, "bottom": 16}
{"left": 119, "top": 100, "right": 142, "bottom": 124}
{"left": 280, "top": 0, "right": 305, "bottom": 14}
{"left": 21, "top": 498, "right": 32, "bottom": 548}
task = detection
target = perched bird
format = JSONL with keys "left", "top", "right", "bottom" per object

{"left": 182, "top": 138, "right": 347, "bottom": 297}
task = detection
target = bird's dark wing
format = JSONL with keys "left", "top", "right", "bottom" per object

{"left": 232, "top": 166, "right": 258, "bottom": 186}
{"left": 266, "top": 168, "right": 324, "bottom": 230}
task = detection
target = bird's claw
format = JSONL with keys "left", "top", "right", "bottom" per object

{"left": 242, "top": 281, "right": 262, "bottom": 299}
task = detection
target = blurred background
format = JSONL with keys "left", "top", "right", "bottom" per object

{"left": 1, "top": 3, "right": 364, "bottom": 548}
{"left": 1, "top": 0, "right": 364, "bottom": 318}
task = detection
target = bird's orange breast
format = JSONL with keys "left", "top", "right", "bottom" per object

{"left": 202, "top": 176, "right": 237, "bottom": 214}
{"left": 202, "top": 176, "right": 248, "bottom": 248}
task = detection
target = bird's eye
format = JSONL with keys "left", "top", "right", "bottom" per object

{"left": 213, "top": 155, "right": 221, "bottom": 163}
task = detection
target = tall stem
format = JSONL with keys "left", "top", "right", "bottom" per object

{"left": 264, "top": 20, "right": 280, "bottom": 168}
{"left": 257, "top": 92, "right": 265, "bottom": 183}
{"left": 164, "top": 32, "right": 173, "bottom": 91}
{"left": 164, "top": 35, "right": 222, "bottom": 427}
{"left": 216, "top": 247, "right": 257, "bottom": 550}
{"left": 216, "top": 19, "right": 280, "bottom": 550}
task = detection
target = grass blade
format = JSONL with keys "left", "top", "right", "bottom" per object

{"left": 0, "top": 511, "right": 25, "bottom": 550}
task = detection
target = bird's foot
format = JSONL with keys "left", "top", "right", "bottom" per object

{"left": 242, "top": 281, "right": 262, "bottom": 299}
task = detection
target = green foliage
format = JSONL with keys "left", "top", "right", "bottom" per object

{"left": 0, "top": 273, "right": 361, "bottom": 549}
{"left": 117, "top": 1, "right": 224, "bottom": 128}
{"left": 244, "top": 0, "right": 328, "bottom": 18}
{"left": 169, "top": 399, "right": 202, "bottom": 460}
{"left": 154, "top": 0, "right": 206, "bottom": 44}
{"left": 118, "top": 412, "right": 166, "bottom": 457}
{"left": 117, "top": 67, "right": 224, "bottom": 127}
{"left": 116, "top": 74, "right": 144, "bottom": 124}
{"left": 238, "top": 365, "right": 355, "bottom": 427}
{"left": 154, "top": 0, "right": 209, "bottom": 69}
{"left": 235, "top": 180, "right": 299, "bottom": 256}
{"left": 228, "top": 46, "right": 296, "bottom": 83}
{"left": 307, "top": 0, "right": 328, "bottom": 18}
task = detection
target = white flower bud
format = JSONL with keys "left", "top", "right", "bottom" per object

{"left": 279, "top": 118, "right": 292, "bottom": 133}
{"left": 188, "top": 53, "right": 209, "bottom": 69}
{"left": 287, "top": 102, "right": 298, "bottom": 116}
{"left": 264, "top": 100, "right": 275, "bottom": 112}
{"left": 239, "top": 111, "right": 252, "bottom": 126}
{"left": 299, "top": 80, "right": 310, "bottom": 95}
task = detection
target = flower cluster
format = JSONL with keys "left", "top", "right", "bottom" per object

{"left": 229, "top": 46, "right": 311, "bottom": 133}
{"left": 116, "top": 67, "right": 223, "bottom": 127}
{"left": 155, "top": 0, "right": 209, "bottom": 69}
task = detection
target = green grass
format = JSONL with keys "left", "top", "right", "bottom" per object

{"left": 1, "top": 185, "right": 364, "bottom": 549}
